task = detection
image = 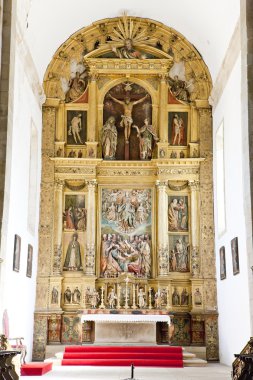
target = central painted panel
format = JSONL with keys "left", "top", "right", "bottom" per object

{"left": 100, "top": 188, "right": 152, "bottom": 278}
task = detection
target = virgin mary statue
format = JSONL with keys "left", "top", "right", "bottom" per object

{"left": 63, "top": 233, "right": 82, "bottom": 270}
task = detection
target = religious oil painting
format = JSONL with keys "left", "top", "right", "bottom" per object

{"left": 100, "top": 188, "right": 152, "bottom": 278}
{"left": 13, "top": 234, "right": 21, "bottom": 272}
{"left": 26, "top": 244, "right": 33, "bottom": 278}
{"left": 219, "top": 246, "right": 226, "bottom": 280}
{"left": 63, "top": 232, "right": 84, "bottom": 272}
{"left": 169, "top": 235, "right": 190, "bottom": 272}
{"left": 231, "top": 237, "right": 239, "bottom": 275}
{"left": 168, "top": 196, "right": 188, "bottom": 232}
{"left": 66, "top": 110, "right": 87, "bottom": 145}
{"left": 168, "top": 112, "right": 188, "bottom": 146}
{"left": 63, "top": 194, "right": 86, "bottom": 231}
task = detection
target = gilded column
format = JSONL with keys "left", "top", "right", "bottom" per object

{"left": 156, "top": 180, "right": 169, "bottom": 276}
{"left": 87, "top": 72, "right": 98, "bottom": 142}
{"left": 53, "top": 179, "right": 64, "bottom": 274}
{"left": 158, "top": 74, "right": 168, "bottom": 142}
{"left": 84, "top": 179, "right": 97, "bottom": 275}
{"left": 188, "top": 180, "right": 200, "bottom": 277}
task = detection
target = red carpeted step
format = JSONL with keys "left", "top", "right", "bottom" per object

{"left": 63, "top": 352, "right": 182, "bottom": 360}
{"left": 64, "top": 346, "right": 182, "bottom": 353}
{"left": 62, "top": 358, "right": 183, "bottom": 367}
{"left": 21, "top": 362, "right": 52, "bottom": 376}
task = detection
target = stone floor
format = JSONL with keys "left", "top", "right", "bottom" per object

{"left": 21, "top": 363, "right": 232, "bottom": 380}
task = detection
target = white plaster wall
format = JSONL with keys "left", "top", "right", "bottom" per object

{"left": 0, "top": 2, "right": 42, "bottom": 361}
{"left": 213, "top": 56, "right": 251, "bottom": 365}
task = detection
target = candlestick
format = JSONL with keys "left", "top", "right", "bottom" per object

{"left": 99, "top": 286, "right": 105, "bottom": 309}
{"left": 131, "top": 284, "right": 137, "bottom": 309}
{"left": 117, "top": 284, "right": 121, "bottom": 309}
{"left": 149, "top": 287, "right": 152, "bottom": 309}
{"left": 166, "top": 285, "right": 170, "bottom": 310}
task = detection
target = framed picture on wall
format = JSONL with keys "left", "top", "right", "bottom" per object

{"left": 26, "top": 244, "right": 33, "bottom": 278}
{"left": 231, "top": 237, "right": 240, "bottom": 275}
{"left": 219, "top": 246, "right": 226, "bottom": 280}
{"left": 13, "top": 234, "right": 21, "bottom": 272}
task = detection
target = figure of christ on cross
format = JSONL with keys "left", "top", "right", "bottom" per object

{"left": 108, "top": 93, "right": 149, "bottom": 143}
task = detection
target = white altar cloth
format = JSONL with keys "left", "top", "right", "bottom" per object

{"left": 81, "top": 313, "right": 170, "bottom": 324}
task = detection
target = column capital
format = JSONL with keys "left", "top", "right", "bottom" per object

{"left": 188, "top": 180, "right": 200, "bottom": 191}
{"left": 156, "top": 180, "right": 168, "bottom": 189}
{"left": 89, "top": 71, "right": 99, "bottom": 82}
{"left": 86, "top": 179, "right": 97, "bottom": 189}
{"left": 158, "top": 73, "right": 168, "bottom": 82}
{"left": 198, "top": 108, "right": 212, "bottom": 117}
{"left": 55, "top": 179, "right": 65, "bottom": 191}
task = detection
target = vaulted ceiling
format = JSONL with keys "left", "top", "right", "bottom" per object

{"left": 26, "top": 0, "right": 240, "bottom": 82}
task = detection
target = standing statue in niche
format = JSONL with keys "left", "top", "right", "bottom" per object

{"left": 51, "top": 287, "right": 59, "bottom": 304}
{"left": 134, "top": 118, "right": 159, "bottom": 160}
{"left": 72, "top": 287, "right": 81, "bottom": 304}
{"left": 101, "top": 116, "right": 118, "bottom": 159}
{"left": 63, "top": 233, "right": 82, "bottom": 271}
{"left": 108, "top": 93, "right": 148, "bottom": 143}
{"left": 64, "top": 287, "right": 72, "bottom": 304}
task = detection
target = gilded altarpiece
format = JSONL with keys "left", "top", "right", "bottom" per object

{"left": 33, "top": 15, "right": 218, "bottom": 361}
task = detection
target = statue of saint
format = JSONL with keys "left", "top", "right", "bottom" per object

{"left": 63, "top": 233, "right": 82, "bottom": 271}
{"left": 168, "top": 75, "right": 190, "bottom": 103}
{"left": 65, "top": 70, "right": 88, "bottom": 103}
{"left": 72, "top": 287, "right": 81, "bottom": 304}
{"left": 90, "top": 288, "right": 100, "bottom": 308}
{"left": 101, "top": 116, "right": 118, "bottom": 159}
{"left": 138, "top": 288, "right": 146, "bottom": 308}
{"left": 51, "top": 287, "right": 59, "bottom": 304}
{"left": 112, "top": 38, "right": 145, "bottom": 59}
{"left": 107, "top": 288, "right": 117, "bottom": 309}
{"left": 134, "top": 118, "right": 159, "bottom": 160}
{"left": 108, "top": 93, "right": 148, "bottom": 142}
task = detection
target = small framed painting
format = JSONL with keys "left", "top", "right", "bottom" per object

{"left": 26, "top": 244, "right": 33, "bottom": 278}
{"left": 13, "top": 235, "right": 21, "bottom": 272}
{"left": 231, "top": 237, "right": 239, "bottom": 275}
{"left": 219, "top": 246, "right": 226, "bottom": 280}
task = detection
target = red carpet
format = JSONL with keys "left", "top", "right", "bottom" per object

{"left": 21, "top": 362, "right": 52, "bottom": 376}
{"left": 62, "top": 346, "right": 183, "bottom": 368}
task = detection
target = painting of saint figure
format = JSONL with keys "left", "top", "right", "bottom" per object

{"left": 219, "top": 246, "right": 226, "bottom": 280}
{"left": 169, "top": 235, "right": 189, "bottom": 272}
{"left": 231, "top": 237, "right": 239, "bottom": 275}
{"left": 101, "top": 188, "right": 152, "bottom": 278}
{"left": 168, "top": 196, "right": 188, "bottom": 232}
{"left": 67, "top": 110, "right": 87, "bottom": 145}
{"left": 63, "top": 194, "right": 86, "bottom": 231}
{"left": 168, "top": 112, "right": 188, "bottom": 146}
{"left": 63, "top": 233, "right": 83, "bottom": 271}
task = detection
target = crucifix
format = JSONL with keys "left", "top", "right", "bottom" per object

{"left": 108, "top": 92, "right": 148, "bottom": 160}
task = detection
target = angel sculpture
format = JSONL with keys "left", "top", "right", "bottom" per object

{"left": 168, "top": 75, "right": 195, "bottom": 103}
{"left": 60, "top": 59, "right": 88, "bottom": 103}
